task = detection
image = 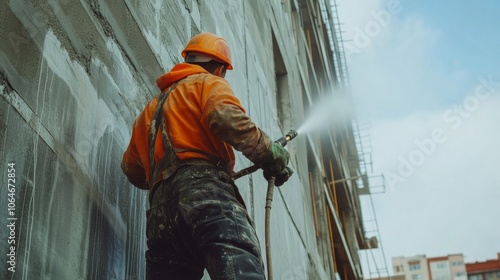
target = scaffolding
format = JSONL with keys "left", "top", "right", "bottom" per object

{"left": 318, "top": 1, "right": 391, "bottom": 278}
{"left": 352, "top": 120, "right": 392, "bottom": 279}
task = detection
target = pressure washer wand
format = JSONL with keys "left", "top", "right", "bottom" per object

{"left": 275, "top": 129, "right": 298, "bottom": 148}
{"left": 231, "top": 129, "right": 298, "bottom": 180}
{"left": 231, "top": 129, "right": 298, "bottom": 280}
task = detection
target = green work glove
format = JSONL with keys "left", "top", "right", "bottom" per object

{"left": 264, "top": 166, "right": 294, "bottom": 186}
{"left": 261, "top": 142, "right": 293, "bottom": 186}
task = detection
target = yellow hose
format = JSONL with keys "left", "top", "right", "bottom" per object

{"left": 265, "top": 177, "right": 276, "bottom": 280}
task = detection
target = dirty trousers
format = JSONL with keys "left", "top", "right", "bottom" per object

{"left": 146, "top": 164, "right": 265, "bottom": 280}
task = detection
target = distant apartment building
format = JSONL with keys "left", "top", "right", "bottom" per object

{"left": 369, "top": 276, "right": 405, "bottom": 280}
{"left": 391, "top": 254, "right": 467, "bottom": 280}
{"left": 393, "top": 255, "right": 430, "bottom": 280}
{"left": 466, "top": 253, "right": 500, "bottom": 280}
{"left": 428, "top": 254, "right": 467, "bottom": 280}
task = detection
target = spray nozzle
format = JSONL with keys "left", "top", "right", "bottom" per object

{"left": 275, "top": 130, "right": 298, "bottom": 147}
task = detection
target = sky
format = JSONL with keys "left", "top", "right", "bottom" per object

{"left": 335, "top": 0, "right": 500, "bottom": 276}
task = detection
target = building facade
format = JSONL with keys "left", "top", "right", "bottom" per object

{"left": 393, "top": 255, "right": 431, "bottom": 280}
{"left": 466, "top": 253, "right": 500, "bottom": 280}
{"left": 428, "top": 254, "right": 467, "bottom": 280}
{"left": 0, "top": 0, "right": 376, "bottom": 279}
{"left": 392, "top": 254, "right": 467, "bottom": 280}
{"left": 370, "top": 276, "right": 406, "bottom": 280}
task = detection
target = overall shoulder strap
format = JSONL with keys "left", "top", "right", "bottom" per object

{"left": 148, "top": 82, "right": 180, "bottom": 189}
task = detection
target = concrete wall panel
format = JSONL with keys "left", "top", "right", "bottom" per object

{"left": 0, "top": 0, "right": 354, "bottom": 279}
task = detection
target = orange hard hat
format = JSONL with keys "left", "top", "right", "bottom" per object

{"left": 182, "top": 32, "right": 233, "bottom": 70}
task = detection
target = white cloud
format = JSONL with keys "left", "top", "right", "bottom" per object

{"left": 336, "top": 0, "right": 385, "bottom": 39}
{"left": 338, "top": 2, "right": 478, "bottom": 119}
{"left": 371, "top": 92, "right": 500, "bottom": 264}
{"left": 337, "top": 0, "right": 500, "bottom": 272}
{"left": 348, "top": 15, "right": 456, "bottom": 118}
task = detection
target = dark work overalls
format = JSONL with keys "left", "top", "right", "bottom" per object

{"left": 145, "top": 82, "right": 265, "bottom": 280}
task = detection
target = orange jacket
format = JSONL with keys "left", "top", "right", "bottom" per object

{"left": 121, "top": 63, "right": 271, "bottom": 190}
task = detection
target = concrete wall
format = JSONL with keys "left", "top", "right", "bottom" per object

{"left": 0, "top": 0, "right": 335, "bottom": 279}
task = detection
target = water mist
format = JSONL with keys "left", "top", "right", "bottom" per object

{"left": 297, "top": 91, "right": 354, "bottom": 135}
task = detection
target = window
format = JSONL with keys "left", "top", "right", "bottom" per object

{"left": 452, "top": 261, "right": 464, "bottom": 266}
{"left": 409, "top": 263, "right": 421, "bottom": 271}
{"left": 272, "top": 31, "right": 290, "bottom": 132}
{"left": 455, "top": 272, "right": 466, "bottom": 277}
{"left": 395, "top": 265, "right": 405, "bottom": 273}
{"left": 437, "top": 262, "right": 448, "bottom": 269}
{"left": 412, "top": 274, "right": 423, "bottom": 280}
{"left": 469, "top": 275, "right": 482, "bottom": 280}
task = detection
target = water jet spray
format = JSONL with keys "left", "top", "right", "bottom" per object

{"left": 297, "top": 91, "right": 353, "bottom": 135}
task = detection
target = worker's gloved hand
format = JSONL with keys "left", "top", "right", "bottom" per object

{"left": 261, "top": 142, "right": 293, "bottom": 186}
{"left": 264, "top": 166, "right": 294, "bottom": 186}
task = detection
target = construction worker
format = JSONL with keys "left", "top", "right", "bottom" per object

{"left": 121, "top": 32, "right": 293, "bottom": 280}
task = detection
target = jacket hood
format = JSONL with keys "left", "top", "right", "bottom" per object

{"left": 156, "top": 63, "right": 208, "bottom": 91}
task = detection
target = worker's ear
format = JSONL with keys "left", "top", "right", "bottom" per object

{"left": 214, "top": 65, "right": 227, "bottom": 78}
